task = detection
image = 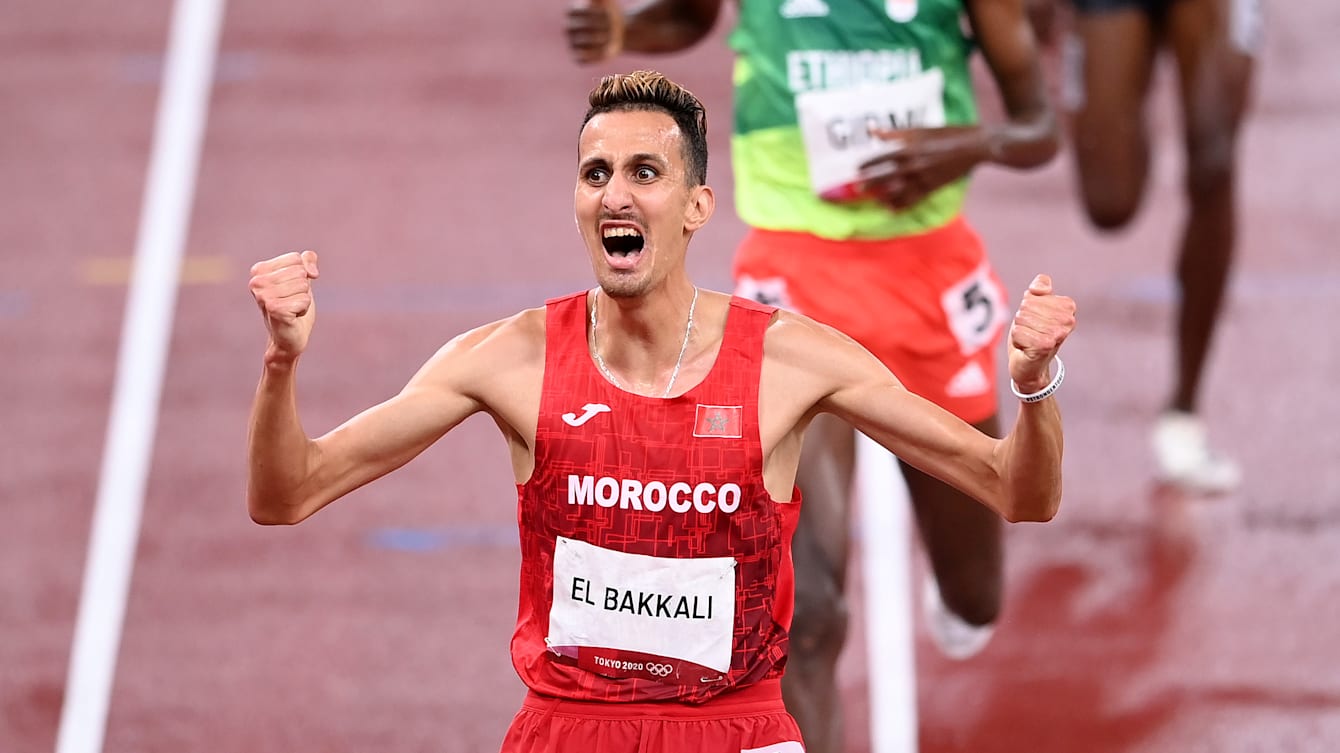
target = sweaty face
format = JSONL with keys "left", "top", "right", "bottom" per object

{"left": 574, "top": 110, "right": 704, "bottom": 299}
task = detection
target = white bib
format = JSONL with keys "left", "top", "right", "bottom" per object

{"left": 547, "top": 536, "right": 737, "bottom": 673}
{"left": 941, "top": 260, "right": 1008, "bottom": 356}
{"left": 795, "top": 69, "right": 946, "bottom": 199}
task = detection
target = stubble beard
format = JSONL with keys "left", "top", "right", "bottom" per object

{"left": 597, "top": 271, "right": 651, "bottom": 300}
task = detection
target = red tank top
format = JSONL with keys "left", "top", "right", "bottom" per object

{"left": 510, "top": 290, "right": 800, "bottom": 703}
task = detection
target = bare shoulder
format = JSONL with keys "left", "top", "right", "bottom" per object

{"left": 413, "top": 306, "right": 546, "bottom": 396}
{"left": 450, "top": 306, "right": 545, "bottom": 357}
{"left": 761, "top": 308, "right": 905, "bottom": 405}
{"left": 762, "top": 309, "right": 877, "bottom": 378}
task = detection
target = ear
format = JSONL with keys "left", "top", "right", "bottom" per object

{"left": 683, "top": 184, "right": 715, "bottom": 232}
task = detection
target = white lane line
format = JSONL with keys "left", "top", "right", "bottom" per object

{"left": 55, "top": 2, "right": 226, "bottom": 752}
{"left": 856, "top": 433, "right": 919, "bottom": 753}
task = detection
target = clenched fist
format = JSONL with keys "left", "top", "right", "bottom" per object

{"left": 248, "top": 250, "right": 320, "bottom": 364}
{"left": 1007, "top": 274, "right": 1076, "bottom": 394}
{"left": 565, "top": 0, "right": 625, "bottom": 64}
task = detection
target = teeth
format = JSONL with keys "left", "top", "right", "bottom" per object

{"left": 603, "top": 227, "right": 642, "bottom": 238}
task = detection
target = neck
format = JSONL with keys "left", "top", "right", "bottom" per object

{"left": 589, "top": 285, "right": 699, "bottom": 397}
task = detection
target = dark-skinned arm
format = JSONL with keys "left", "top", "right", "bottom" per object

{"left": 857, "top": 0, "right": 1059, "bottom": 209}
{"left": 967, "top": 0, "right": 1059, "bottom": 169}
{"left": 565, "top": 0, "right": 724, "bottom": 63}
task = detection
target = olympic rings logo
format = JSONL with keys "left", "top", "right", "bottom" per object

{"left": 646, "top": 663, "right": 674, "bottom": 677}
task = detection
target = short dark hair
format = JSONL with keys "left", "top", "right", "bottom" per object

{"left": 582, "top": 70, "right": 709, "bottom": 186}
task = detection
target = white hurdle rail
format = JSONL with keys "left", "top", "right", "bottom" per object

{"left": 856, "top": 433, "right": 919, "bottom": 753}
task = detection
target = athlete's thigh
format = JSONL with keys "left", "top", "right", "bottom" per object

{"left": 1067, "top": 0, "right": 1161, "bottom": 115}
{"left": 1065, "top": 3, "right": 1161, "bottom": 206}
{"left": 1165, "top": 0, "right": 1258, "bottom": 147}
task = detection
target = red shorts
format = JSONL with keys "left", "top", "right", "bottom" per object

{"left": 499, "top": 679, "right": 804, "bottom": 753}
{"left": 733, "top": 216, "right": 1007, "bottom": 424}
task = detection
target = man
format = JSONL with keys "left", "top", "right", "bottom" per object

{"left": 1048, "top": 0, "right": 1258, "bottom": 492}
{"left": 564, "top": 2, "right": 1059, "bottom": 749}
{"left": 247, "top": 70, "right": 1075, "bottom": 753}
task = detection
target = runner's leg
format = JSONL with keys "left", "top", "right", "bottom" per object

{"left": 1164, "top": 0, "right": 1255, "bottom": 413}
{"left": 905, "top": 415, "right": 1004, "bottom": 637}
{"left": 781, "top": 413, "right": 855, "bottom": 753}
{"left": 1066, "top": 5, "right": 1160, "bottom": 228}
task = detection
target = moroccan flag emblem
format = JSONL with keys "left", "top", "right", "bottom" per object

{"left": 693, "top": 405, "right": 743, "bottom": 438}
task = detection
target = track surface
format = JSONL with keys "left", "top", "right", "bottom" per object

{"left": 3, "top": 1, "right": 1338, "bottom": 751}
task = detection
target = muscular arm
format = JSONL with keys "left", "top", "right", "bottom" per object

{"left": 566, "top": 0, "right": 723, "bottom": 62}
{"left": 968, "top": 0, "right": 1060, "bottom": 169}
{"left": 247, "top": 334, "right": 486, "bottom": 525}
{"left": 857, "top": 0, "right": 1059, "bottom": 209}
{"left": 761, "top": 278, "right": 1075, "bottom": 523}
{"left": 623, "top": 0, "right": 723, "bottom": 52}
{"left": 838, "top": 375, "right": 1063, "bottom": 524}
{"left": 246, "top": 252, "right": 544, "bottom": 526}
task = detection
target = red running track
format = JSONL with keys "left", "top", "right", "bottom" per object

{"left": 3, "top": 1, "right": 1338, "bottom": 751}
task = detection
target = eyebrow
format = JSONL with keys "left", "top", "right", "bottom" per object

{"left": 578, "top": 152, "right": 670, "bottom": 173}
{"left": 578, "top": 156, "right": 610, "bottom": 173}
{"left": 628, "top": 152, "right": 669, "bottom": 168}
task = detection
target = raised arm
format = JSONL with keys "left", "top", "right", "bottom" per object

{"left": 565, "top": 0, "right": 724, "bottom": 64}
{"left": 983, "top": 273, "right": 1074, "bottom": 520}
{"left": 769, "top": 274, "right": 1076, "bottom": 523}
{"left": 245, "top": 251, "right": 526, "bottom": 525}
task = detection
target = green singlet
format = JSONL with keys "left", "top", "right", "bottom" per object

{"left": 728, "top": 0, "right": 978, "bottom": 240}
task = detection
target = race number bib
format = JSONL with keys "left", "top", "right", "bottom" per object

{"left": 547, "top": 536, "right": 736, "bottom": 676}
{"left": 735, "top": 274, "right": 796, "bottom": 311}
{"left": 941, "top": 261, "right": 1007, "bottom": 356}
{"left": 795, "top": 69, "right": 946, "bottom": 199}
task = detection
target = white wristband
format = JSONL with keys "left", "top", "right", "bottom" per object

{"left": 1010, "top": 356, "right": 1065, "bottom": 403}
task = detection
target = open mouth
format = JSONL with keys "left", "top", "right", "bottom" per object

{"left": 602, "top": 226, "right": 645, "bottom": 258}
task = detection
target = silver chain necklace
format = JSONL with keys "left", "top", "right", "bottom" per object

{"left": 589, "top": 286, "right": 698, "bottom": 398}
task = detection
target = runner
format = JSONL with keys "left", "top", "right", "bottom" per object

{"left": 565, "top": 2, "right": 1060, "bottom": 748}
{"left": 246, "top": 70, "right": 1076, "bottom": 752}
{"left": 1053, "top": 0, "right": 1260, "bottom": 491}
